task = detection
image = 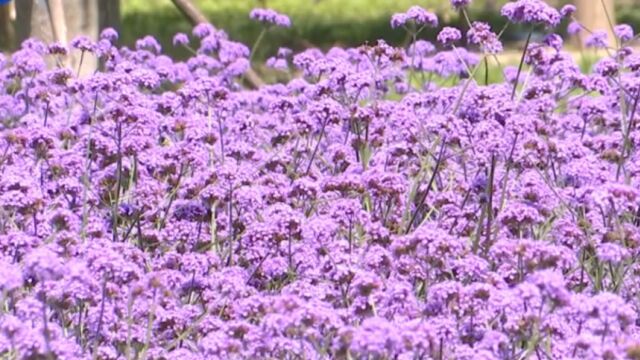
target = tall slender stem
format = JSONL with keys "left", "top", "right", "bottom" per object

{"left": 112, "top": 120, "right": 123, "bottom": 242}
{"left": 92, "top": 276, "right": 108, "bottom": 360}
{"left": 484, "top": 155, "right": 497, "bottom": 253}
{"left": 405, "top": 137, "right": 447, "bottom": 234}
{"left": 249, "top": 28, "right": 267, "bottom": 67}
{"left": 483, "top": 57, "right": 489, "bottom": 85}
{"left": 76, "top": 50, "right": 85, "bottom": 78}
{"left": 305, "top": 117, "right": 329, "bottom": 176}
{"left": 511, "top": 28, "right": 533, "bottom": 100}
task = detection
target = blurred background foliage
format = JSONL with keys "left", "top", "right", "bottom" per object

{"left": 120, "top": 0, "right": 578, "bottom": 60}
{"left": 119, "top": 0, "right": 640, "bottom": 60}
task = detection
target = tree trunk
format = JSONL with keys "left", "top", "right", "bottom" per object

{"left": 0, "top": 2, "right": 14, "bottom": 50}
{"left": 15, "top": 0, "right": 120, "bottom": 76}
{"left": 574, "top": 0, "right": 616, "bottom": 47}
{"left": 99, "top": 0, "right": 121, "bottom": 37}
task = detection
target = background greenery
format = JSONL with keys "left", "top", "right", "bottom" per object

{"left": 120, "top": 0, "right": 637, "bottom": 64}
{"left": 121, "top": 0, "right": 542, "bottom": 59}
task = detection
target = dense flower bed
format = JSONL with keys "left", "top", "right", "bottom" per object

{"left": 2, "top": 0, "right": 640, "bottom": 359}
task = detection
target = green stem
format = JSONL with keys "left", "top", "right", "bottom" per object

{"left": 76, "top": 50, "right": 85, "bottom": 78}
{"left": 511, "top": 28, "right": 533, "bottom": 100}
{"left": 599, "top": 0, "right": 618, "bottom": 48}
{"left": 249, "top": 28, "right": 268, "bottom": 67}
{"left": 210, "top": 201, "right": 219, "bottom": 254}
{"left": 112, "top": 120, "right": 123, "bottom": 242}
{"left": 405, "top": 137, "right": 447, "bottom": 234}
{"left": 484, "top": 155, "right": 496, "bottom": 253}
{"left": 139, "top": 289, "right": 157, "bottom": 360}
{"left": 449, "top": 56, "right": 486, "bottom": 114}
{"left": 125, "top": 291, "right": 134, "bottom": 360}
{"left": 484, "top": 57, "right": 489, "bottom": 85}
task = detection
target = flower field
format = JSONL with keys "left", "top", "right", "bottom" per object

{"left": 2, "top": 0, "right": 640, "bottom": 359}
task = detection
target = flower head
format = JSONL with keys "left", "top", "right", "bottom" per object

{"left": 467, "top": 21, "right": 503, "bottom": 54}
{"left": 585, "top": 30, "right": 609, "bottom": 49}
{"left": 567, "top": 21, "right": 582, "bottom": 36}
{"left": 100, "top": 28, "right": 119, "bottom": 43}
{"left": 451, "top": 0, "right": 472, "bottom": 9}
{"left": 614, "top": 24, "right": 634, "bottom": 43}
{"left": 70, "top": 35, "right": 95, "bottom": 52}
{"left": 501, "top": 0, "right": 561, "bottom": 28}
{"left": 390, "top": 6, "right": 438, "bottom": 29}
{"left": 250, "top": 8, "right": 291, "bottom": 28}
{"left": 560, "top": 4, "right": 576, "bottom": 17}
{"left": 173, "top": 33, "right": 190, "bottom": 47}
{"left": 438, "top": 27, "right": 462, "bottom": 45}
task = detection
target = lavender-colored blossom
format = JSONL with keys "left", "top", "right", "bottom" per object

{"left": 100, "top": 27, "right": 119, "bottom": 42}
{"left": 596, "top": 243, "right": 630, "bottom": 264}
{"left": 438, "top": 27, "right": 462, "bottom": 45}
{"left": 467, "top": 21, "right": 503, "bottom": 54}
{"left": 136, "top": 35, "right": 162, "bottom": 54}
{"left": 192, "top": 23, "right": 216, "bottom": 39}
{"left": 614, "top": 24, "right": 634, "bottom": 43}
{"left": 560, "top": 4, "right": 576, "bottom": 17}
{"left": 173, "top": 33, "right": 190, "bottom": 47}
{"left": 69, "top": 35, "right": 94, "bottom": 52}
{"left": 390, "top": 6, "right": 438, "bottom": 29}
{"left": 501, "top": 0, "right": 561, "bottom": 28}
{"left": 250, "top": 8, "right": 291, "bottom": 28}
{"left": 567, "top": 21, "right": 582, "bottom": 35}
{"left": 543, "top": 33, "right": 563, "bottom": 51}
{"left": 585, "top": 30, "right": 609, "bottom": 48}
{"left": 451, "top": 0, "right": 472, "bottom": 9}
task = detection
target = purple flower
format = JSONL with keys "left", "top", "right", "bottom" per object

{"left": 560, "top": 4, "right": 576, "bottom": 17}
{"left": 390, "top": 6, "right": 438, "bottom": 29}
{"left": 614, "top": 24, "right": 634, "bottom": 43}
{"left": 69, "top": 35, "right": 94, "bottom": 52}
{"left": 47, "top": 42, "right": 68, "bottom": 56}
{"left": 390, "top": 13, "right": 409, "bottom": 29}
{"left": 192, "top": 23, "right": 216, "bottom": 38}
{"left": 173, "top": 200, "right": 208, "bottom": 222}
{"left": 135, "top": 35, "right": 162, "bottom": 54}
{"left": 266, "top": 57, "right": 288, "bottom": 71}
{"left": 543, "top": 33, "right": 563, "bottom": 51}
{"left": 593, "top": 57, "right": 619, "bottom": 77}
{"left": 173, "top": 33, "right": 190, "bottom": 47}
{"left": 406, "top": 6, "right": 438, "bottom": 27}
{"left": 467, "top": 21, "right": 503, "bottom": 54}
{"left": 408, "top": 40, "right": 436, "bottom": 56}
{"left": 451, "top": 0, "right": 472, "bottom": 9}
{"left": 567, "top": 21, "right": 582, "bottom": 35}
{"left": 100, "top": 27, "right": 119, "bottom": 42}
{"left": 585, "top": 30, "right": 609, "bottom": 48}
{"left": 596, "top": 243, "right": 630, "bottom": 264}
{"left": 501, "top": 0, "right": 561, "bottom": 28}
{"left": 0, "top": 259, "right": 23, "bottom": 292}
{"left": 249, "top": 8, "right": 291, "bottom": 28}
{"left": 438, "top": 27, "right": 462, "bottom": 45}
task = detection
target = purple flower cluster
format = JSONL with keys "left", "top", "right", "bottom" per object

{"left": 1, "top": 2, "right": 640, "bottom": 359}
{"left": 451, "top": 0, "right": 472, "bottom": 9}
{"left": 501, "top": 0, "right": 562, "bottom": 28}
{"left": 390, "top": 6, "right": 438, "bottom": 29}
{"left": 438, "top": 26, "right": 462, "bottom": 46}
{"left": 467, "top": 21, "right": 503, "bottom": 54}
{"left": 249, "top": 8, "right": 291, "bottom": 28}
